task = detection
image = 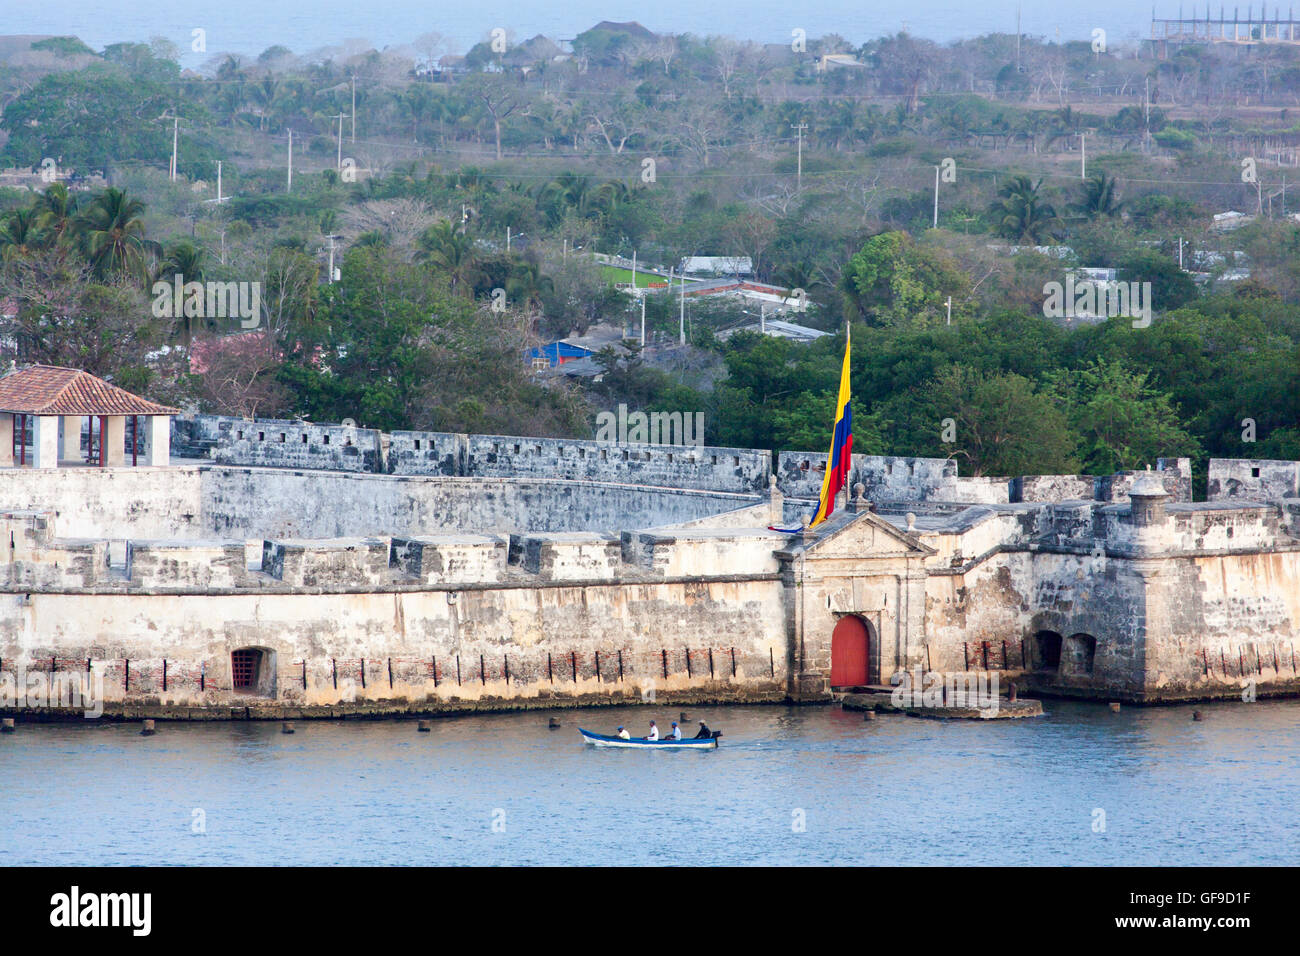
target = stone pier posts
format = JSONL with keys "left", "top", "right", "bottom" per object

{"left": 104, "top": 416, "right": 126, "bottom": 467}
{"left": 147, "top": 417, "right": 170, "bottom": 466}
{"left": 60, "top": 416, "right": 81, "bottom": 461}
{"left": 33, "top": 416, "right": 59, "bottom": 469}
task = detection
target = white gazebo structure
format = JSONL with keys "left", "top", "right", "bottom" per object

{"left": 0, "top": 365, "right": 177, "bottom": 468}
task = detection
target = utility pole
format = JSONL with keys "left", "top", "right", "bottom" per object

{"left": 1144, "top": 75, "right": 1151, "bottom": 154}
{"left": 215, "top": 160, "right": 223, "bottom": 204}
{"left": 1178, "top": 236, "right": 1184, "bottom": 270}
{"left": 506, "top": 226, "right": 511, "bottom": 252}
{"left": 170, "top": 115, "right": 178, "bottom": 181}
{"left": 327, "top": 234, "right": 339, "bottom": 283}
{"left": 792, "top": 122, "right": 808, "bottom": 188}
{"left": 334, "top": 113, "right": 348, "bottom": 170}
{"left": 351, "top": 75, "right": 357, "bottom": 143}
{"left": 287, "top": 130, "right": 293, "bottom": 193}
{"left": 640, "top": 294, "right": 646, "bottom": 348}
{"left": 1080, "top": 132, "right": 1086, "bottom": 179}
{"left": 946, "top": 295, "right": 952, "bottom": 325}
{"left": 678, "top": 268, "right": 686, "bottom": 344}
{"left": 631, "top": 250, "right": 636, "bottom": 290}
{"left": 933, "top": 165, "right": 940, "bottom": 228}
{"left": 562, "top": 238, "right": 567, "bottom": 261}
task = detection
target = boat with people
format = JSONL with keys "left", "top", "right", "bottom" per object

{"left": 579, "top": 728, "right": 721, "bottom": 749}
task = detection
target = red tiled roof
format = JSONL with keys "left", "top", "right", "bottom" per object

{"left": 0, "top": 365, "right": 178, "bottom": 416}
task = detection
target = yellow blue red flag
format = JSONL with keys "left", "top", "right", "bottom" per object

{"left": 770, "top": 328, "right": 853, "bottom": 533}
{"left": 810, "top": 328, "right": 853, "bottom": 526}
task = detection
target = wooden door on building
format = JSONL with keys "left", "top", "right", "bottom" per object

{"left": 830, "top": 615, "right": 870, "bottom": 688}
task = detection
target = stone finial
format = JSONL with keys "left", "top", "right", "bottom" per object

{"left": 800, "top": 513, "right": 816, "bottom": 542}
{"left": 768, "top": 473, "right": 784, "bottom": 522}
{"left": 905, "top": 512, "right": 917, "bottom": 532}
{"left": 850, "top": 482, "right": 869, "bottom": 513}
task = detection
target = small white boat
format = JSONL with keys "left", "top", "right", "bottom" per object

{"left": 579, "top": 728, "right": 720, "bottom": 749}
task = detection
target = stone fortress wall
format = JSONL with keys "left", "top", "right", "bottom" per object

{"left": 1, "top": 411, "right": 1298, "bottom": 718}
{"left": 177, "top": 412, "right": 1194, "bottom": 506}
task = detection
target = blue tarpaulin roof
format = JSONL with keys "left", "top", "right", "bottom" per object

{"left": 526, "top": 341, "right": 594, "bottom": 367}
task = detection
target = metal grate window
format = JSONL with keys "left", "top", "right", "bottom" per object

{"left": 231, "top": 650, "right": 259, "bottom": 690}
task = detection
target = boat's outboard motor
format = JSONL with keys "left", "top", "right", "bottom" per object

{"left": 710, "top": 730, "right": 723, "bottom": 739}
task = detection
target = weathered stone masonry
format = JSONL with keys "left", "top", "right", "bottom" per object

{"left": 3, "top": 414, "right": 1299, "bottom": 717}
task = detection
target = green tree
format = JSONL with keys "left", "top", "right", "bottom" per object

{"left": 159, "top": 241, "right": 207, "bottom": 346}
{"left": 0, "top": 208, "right": 44, "bottom": 262}
{"left": 1072, "top": 171, "right": 1122, "bottom": 220}
{"left": 887, "top": 365, "right": 1077, "bottom": 476}
{"left": 1116, "top": 249, "right": 1198, "bottom": 311}
{"left": 76, "top": 188, "right": 161, "bottom": 282}
{"left": 769, "top": 389, "right": 887, "bottom": 455}
{"left": 0, "top": 67, "right": 203, "bottom": 171}
{"left": 840, "top": 231, "right": 970, "bottom": 326}
{"left": 991, "top": 174, "right": 1058, "bottom": 244}
{"left": 33, "top": 183, "right": 80, "bottom": 246}
{"left": 1048, "top": 358, "right": 1201, "bottom": 473}
{"left": 416, "top": 221, "right": 484, "bottom": 296}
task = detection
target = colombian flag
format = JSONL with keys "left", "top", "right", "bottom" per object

{"left": 811, "top": 328, "right": 853, "bottom": 526}
{"left": 770, "top": 329, "right": 853, "bottom": 534}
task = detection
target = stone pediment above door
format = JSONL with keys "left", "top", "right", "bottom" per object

{"left": 775, "top": 509, "right": 934, "bottom": 562}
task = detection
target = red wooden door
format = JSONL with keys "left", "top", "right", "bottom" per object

{"left": 830, "top": 616, "right": 870, "bottom": 688}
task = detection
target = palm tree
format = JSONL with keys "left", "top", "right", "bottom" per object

{"left": 991, "top": 174, "right": 1057, "bottom": 244}
{"left": 537, "top": 172, "right": 594, "bottom": 226}
{"left": 416, "top": 220, "right": 484, "bottom": 296}
{"left": 248, "top": 76, "right": 280, "bottom": 130}
{"left": 159, "top": 240, "right": 207, "bottom": 346}
{"left": 33, "top": 182, "right": 79, "bottom": 246}
{"left": 506, "top": 259, "right": 554, "bottom": 319}
{"left": 0, "top": 208, "right": 43, "bottom": 262}
{"left": 76, "top": 187, "right": 162, "bottom": 282}
{"left": 1073, "top": 171, "right": 1122, "bottom": 220}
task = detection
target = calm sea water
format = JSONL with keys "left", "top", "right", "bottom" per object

{"left": 2, "top": 699, "right": 1297, "bottom": 866}
{"left": 2, "top": 1, "right": 1158, "bottom": 64}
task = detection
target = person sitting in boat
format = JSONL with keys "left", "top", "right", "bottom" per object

{"left": 646, "top": 721, "right": 660, "bottom": 741}
{"left": 694, "top": 719, "right": 712, "bottom": 738}
{"left": 668, "top": 721, "right": 682, "bottom": 740}
{"left": 616, "top": 726, "right": 630, "bottom": 740}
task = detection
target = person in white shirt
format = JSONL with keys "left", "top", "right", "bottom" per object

{"left": 645, "top": 721, "right": 659, "bottom": 741}
{"left": 668, "top": 721, "right": 682, "bottom": 740}
{"left": 616, "top": 726, "right": 630, "bottom": 739}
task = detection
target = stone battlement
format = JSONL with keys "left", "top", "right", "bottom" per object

{"left": 2, "top": 417, "right": 1299, "bottom": 718}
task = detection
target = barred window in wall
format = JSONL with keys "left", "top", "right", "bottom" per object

{"left": 231, "top": 649, "right": 260, "bottom": 690}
